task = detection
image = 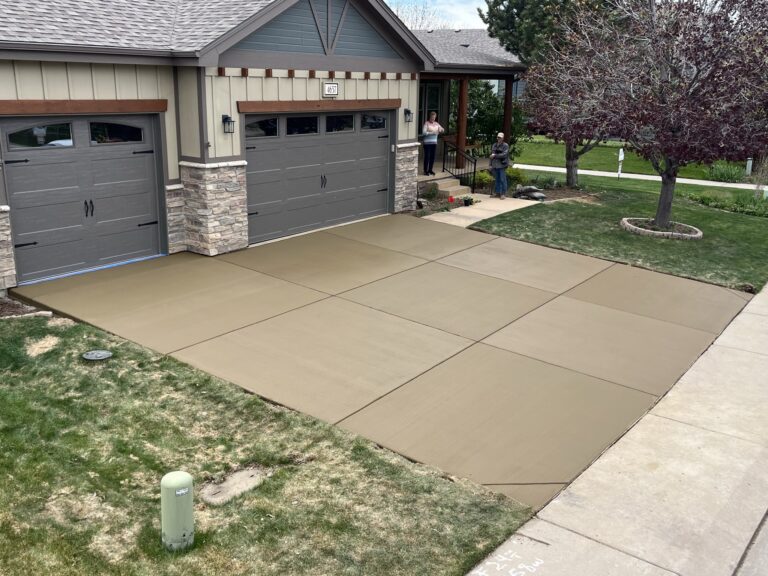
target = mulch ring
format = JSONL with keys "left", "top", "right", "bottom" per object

{"left": 0, "top": 297, "right": 40, "bottom": 318}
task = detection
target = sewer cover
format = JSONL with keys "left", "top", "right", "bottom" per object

{"left": 199, "top": 467, "right": 268, "bottom": 505}
{"left": 82, "top": 349, "right": 113, "bottom": 361}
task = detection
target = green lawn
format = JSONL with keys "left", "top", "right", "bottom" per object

{"left": 0, "top": 318, "right": 529, "bottom": 576}
{"left": 515, "top": 138, "right": 745, "bottom": 182}
{"left": 472, "top": 174, "right": 768, "bottom": 292}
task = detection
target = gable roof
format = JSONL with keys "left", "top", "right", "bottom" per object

{"left": 413, "top": 29, "right": 523, "bottom": 72}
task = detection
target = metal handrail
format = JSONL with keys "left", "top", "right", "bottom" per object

{"left": 441, "top": 141, "right": 477, "bottom": 194}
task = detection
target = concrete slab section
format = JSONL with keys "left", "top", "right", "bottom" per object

{"left": 737, "top": 514, "right": 768, "bottom": 576}
{"left": 217, "top": 231, "right": 426, "bottom": 294}
{"left": 13, "top": 254, "right": 325, "bottom": 353}
{"left": 469, "top": 518, "right": 676, "bottom": 576}
{"left": 484, "top": 297, "right": 715, "bottom": 395}
{"left": 565, "top": 264, "right": 748, "bottom": 334}
{"left": 324, "top": 214, "right": 493, "bottom": 260}
{"left": 743, "top": 290, "right": 768, "bottom": 316}
{"left": 716, "top": 312, "right": 768, "bottom": 356}
{"left": 486, "top": 484, "right": 565, "bottom": 512}
{"left": 438, "top": 237, "right": 613, "bottom": 293}
{"left": 172, "top": 298, "right": 471, "bottom": 424}
{"left": 539, "top": 415, "right": 768, "bottom": 576}
{"left": 339, "top": 344, "right": 654, "bottom": 491}
{"left": 652, "top": 345, "right": 768, "bottom": 446}
{"left": 342, "top": 262, "right": 556, "bottom": 340}
{"left": 423, "top": 211, "right": 485, "bottom": 228}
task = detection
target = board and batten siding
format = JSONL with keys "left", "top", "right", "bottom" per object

{"left": 204, "top": 68, "right": 418, "bottom": 159}
{"left": 0, "top": 60, "right": 179, "bottom": 180}
{"left": 177, "top": 67, "right": 201, "bottom": 159}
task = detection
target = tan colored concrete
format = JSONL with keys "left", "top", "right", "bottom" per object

{"left": 439, "top": 238, "right": 613, "bottom": 293}
{"left": 325, "top": 214, "right": 493, "bottom": 260}
{"left": 484, "top": 297, "right": 715, "bottom": 395}
{"left": 424, "top": 196, "right": 537, "bottom": 228}
{"left": 486, "top": 484, "right": 565, "bottom": 512}
{"left": 539, "top": 415, "right": 768, "bottom": 576}
{"left": 652, "top": 345, "right": 768, "bottom": 446}
{"left": 342, "top": 262, "right": 556, "bottom": 340}
{"left": 469, "top": 518, "right": 678, "bottom": 576}
{"left": 340, "top": 344, "right": 654, "bottom": 491}
{"left": 13, "top": 254, "right": 325, "bottom": 353}
{"left": 218, "top": 231, "right": 426, "bottom": 294}
{"left": 172, "top": 298, "right": 470, "bottom": 423}
{"left": 565, "top": 264, "right": 749, "bottom": 334}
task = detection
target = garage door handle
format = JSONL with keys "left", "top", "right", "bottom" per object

{"left": 378, "top": 135, "right": 388, "bottom": 139}
{"left": 14, "top": 241, "right": 37, "bottom": 248}
{"left": 4, "top": 159, "right": 29, "bottom": 164}
{"left": 246, "top": 146, "right": 256, "bottom": 150}
{"left": 89, "top": 200, "right": 94, "bottom": 217}
{"left": 137, "top": 220, "right": 158, "bottom": 227}
{"left": 84, "top": 200, "right": 89, "bottom": 217}
{"left": 248, "top": 211, "right": 259, "bottom": 216}
{"left": 378, "top": 188, "right": 388, "bottom": 192}
{"left": 132, "top": 149, "right": 154, "bottom": 155}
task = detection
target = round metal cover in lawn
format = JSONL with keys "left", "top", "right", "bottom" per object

{"left": 82, "top": 349, "right": 113, "bottom": 361}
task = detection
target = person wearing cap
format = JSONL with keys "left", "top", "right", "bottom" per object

{"left": 490, "top": 132, "right": 510, "bottom": 199}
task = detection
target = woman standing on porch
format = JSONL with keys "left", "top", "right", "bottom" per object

{"left": 422, "top": 111, "right": 444, "bottom": 175}
{"left": 490, "top": 132, "right": 509, "bottom": 199}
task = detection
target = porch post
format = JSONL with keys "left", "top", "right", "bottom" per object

{"left": 503, "top": 78, "right": 513, "bottom": 142}
{"left": 457, "top": 77, "right": 468, "bottom": 169}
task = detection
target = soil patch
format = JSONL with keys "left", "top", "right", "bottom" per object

{"left": 0, "top": 297, "right": 36, "bottom": 318}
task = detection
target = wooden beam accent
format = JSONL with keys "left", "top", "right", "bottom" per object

{"left": 288, "top": 69, "right": 295, "bottom": 78}
{"left": 309, "top": 70, "right": 316, "bottom": 79}
{"left": 420, "top": 72, "right": 522, "bottom": 81}
{"left": 503, "top": 78, "right": 514, "bottom": 145}
{"left": 396, "top": 72, "right": 402, "bottom": 80}
{"left": 238, "top": 99, "right": 401, "bottom": 113}
{"left": 265, "top": 68, "right": 273, "bottom": 78}
{"left": 345, "top": 71, "right": 353, "bottom": 79}
{"left": 217, "top": 67, "right": 226, "bottom": 77}
{"left": 380, "top": 72, "right": 387, "bottom": 80}
{"left": 0, "top": 99, "right": 168, "bottom": 115}
{"left": 241, "top": 68, "right": 248, "bottom": 77}
{"left": 457, "top": 78, "right": 468, "bottom": 169}
{"left": 329, "top": 70, "right": 336, "bottom": 79}
{"left": 364, "top": 72, "right": 371, "bottom": 80}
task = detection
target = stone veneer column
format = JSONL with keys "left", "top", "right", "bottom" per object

{"left": 394, "top": 143, "right": 419, "bottom": 212}
{"left": 0, "top": 206, "right": 17, "bottom": 291}
{"left": 165, "top": 183, "right": 186, "bottom": 254}
{"left": 179, "top": 161, "right": 248, "bottom": 256}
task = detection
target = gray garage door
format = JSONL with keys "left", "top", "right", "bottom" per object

{"left": 1, "top": 115, "right": 161, "bottom": 283}
{"left": 245, "top": 111, "right": 391, "bottom": 243}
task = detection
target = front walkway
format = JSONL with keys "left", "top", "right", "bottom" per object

{"left": 12, "top": 215, "right": 750, "bottom": 512}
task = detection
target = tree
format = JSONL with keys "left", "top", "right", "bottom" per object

{"left": 480, "top": 0, "right": 613, "bottom": 186}
{"left": 559, "top": 0, "right": 768, "bottom": 227}
{"left": 386, "top": 0, "right": 452, "bottom": 30}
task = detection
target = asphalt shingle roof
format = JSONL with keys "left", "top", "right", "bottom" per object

{"left": 0, "top": 0, "right": 278, "bottom": 53}
{"left": 412, "top": 29, "right": 522, "bottom": 69}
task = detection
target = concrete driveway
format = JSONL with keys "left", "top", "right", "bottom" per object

{"left": 13, "top": 215, "right": 750, "bottom": 509}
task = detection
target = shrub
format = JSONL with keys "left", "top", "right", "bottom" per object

{"left": 527, "top": 174, "right": 561, "bottom": 189}
{"left": 475, "top": 170, "right": 494, "bottom": 188}
{"left": 505, "top": 167, "right": 528, "bottom": 186}
{"left": 686, "top": 191, "right": 768, "bottom": 217}
{"left": 420, "top": 183, "right": 438, "bottom": 200}
{"left": 708, "top": 161, "right": 745, "bottom": 183}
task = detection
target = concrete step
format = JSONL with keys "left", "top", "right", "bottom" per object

{"left": 438, "top": 185, "right": 472, "bottom": 198}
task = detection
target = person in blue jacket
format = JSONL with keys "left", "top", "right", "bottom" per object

{"left": 422, "top": 111, "right": 444, "bottom": 175}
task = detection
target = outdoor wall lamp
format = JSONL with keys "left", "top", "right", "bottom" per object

{"left": 222, "top": 114, "right": 236, "bottom": 134}
{"left": 404, "top": 108, "right": 414, "bottom": 123}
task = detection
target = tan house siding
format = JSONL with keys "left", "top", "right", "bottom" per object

{"left": 0, "top": 60, "right": 179, "bottom": 180}
{"left": 203, "top": 67, "right": 419, "bottom": 159}
{"left": 177, "top": 67, "right": 201, "bottom": 159}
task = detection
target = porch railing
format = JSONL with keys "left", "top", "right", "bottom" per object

{"left": 442, "top": 140, "right": 477, "bottom": 194}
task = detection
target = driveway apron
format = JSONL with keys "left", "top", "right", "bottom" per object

{"left": 12, "top": 215, "right": 750, "bottom": 510}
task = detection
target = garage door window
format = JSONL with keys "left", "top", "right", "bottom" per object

{"left": 245, "top": 118, "right": 278, "bottom": 138}
{"left": 361, "top": 113, "right": 387, "bottom": 130}
{"left": 326, "top": 114, "right": 354, "bottom": 133}
{"left": 90, "top": 122, "right": 143, "bottom": 145}
{"left": 287, "top": 116, "right": 318, "bottom": 135}
{"left": 8, "top": 123, "right": 73, "bottom": 149}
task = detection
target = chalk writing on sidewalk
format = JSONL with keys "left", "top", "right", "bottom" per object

{"left": 470, "top": 549, "right": 545, "bottom": 575}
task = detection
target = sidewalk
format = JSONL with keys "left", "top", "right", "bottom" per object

{"left": 468, "top": 286, "right": 768, "bottom": 576}
{"left": 424, "top": 193, "right": 537, "bottom": 226}
{"left": 514, "top": 163, "right": 765, "bottom": 192}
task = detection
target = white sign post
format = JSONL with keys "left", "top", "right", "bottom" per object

{"left": 617, "top": 147, "right": 625, "bottom": 179}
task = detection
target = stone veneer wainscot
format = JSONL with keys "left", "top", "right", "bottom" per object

{"left": 179, "top": 161, "right": 249, "bottom": 256}
{"left": 395, "top": 143, "right": 419, "bottom": 212}
{"left": 0, "top": 206, "right": 17, "bottom": 291}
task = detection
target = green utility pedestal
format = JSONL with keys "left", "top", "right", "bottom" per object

{"left": 160, "top": 471, "right": 194, "bottom": 551}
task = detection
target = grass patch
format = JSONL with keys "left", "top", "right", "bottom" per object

{"left": 516, "top": 138, "right": 746, "bottom": 182}
{"left": 0, "top": 318, "right": 529, "bottom": 575}
{"left": 471, "top": 176, "right": 768, "bottom": 291}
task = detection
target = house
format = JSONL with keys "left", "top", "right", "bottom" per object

{"left": 0, "top": 0, "right": 522, "bottom": 290}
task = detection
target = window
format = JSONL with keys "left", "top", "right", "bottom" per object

{"left": 245, "top": 118, "right": 278, "bottom": 138}
{"left": 8, "top": 123, "right": 73, "bottom": 148}
{"left": 286, "top": 116, "right": 318, "bottom": 135}
{"left": 361, "top": 113, "right": 387, "bottom": 130}
{"left": 90, "top": 122, "right": 143, "bottom": 144}
{"left": 326, "top": 114, "right": 354, "bottom": 133}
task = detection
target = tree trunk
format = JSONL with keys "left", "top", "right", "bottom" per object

{"left": 654, "top": 166, "right": 678, "bottom": 228}
{"left": 565, "top": 141, "right": 579, "bottom": 187}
